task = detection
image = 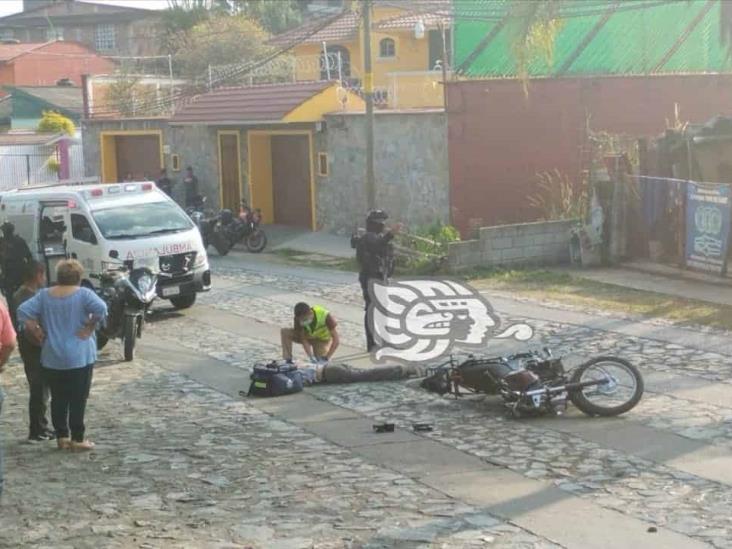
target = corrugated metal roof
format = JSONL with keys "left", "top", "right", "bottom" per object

{"left": 9, "top": 86, "right": 82, "bottom": 114}
{"left": 171, "top": 81, "right": 333, "bottom": 125}
{"left": 0, "top": 42, "right": 51, "bottom": 62}
{"left": 455, "top": 0, "right": 732, "bottom": 77}
{"left": 0, "top": 132, "right": 62, "bottom": 146}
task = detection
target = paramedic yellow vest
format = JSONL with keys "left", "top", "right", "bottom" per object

{"left": 303, "top": 306, "right": 331, "bottom": 341}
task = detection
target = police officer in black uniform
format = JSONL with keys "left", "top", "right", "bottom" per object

{"left": 351, "top": 209, "right": 395, "bottom": 352}
{"left": 0, "top": 222, "right": 33, "bottom": 304}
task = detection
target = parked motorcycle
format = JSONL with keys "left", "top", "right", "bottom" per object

{"left": 422, "top": 348, "right": 644, "bottom": 418}
{"left": 218, "top": 200, "right": 267, "bottom": 253}
{"left": 92, "top": 265, "right": 158, "bottom": 361}
{"left": 185, "top": 196, "right": 231, "bottom": 256}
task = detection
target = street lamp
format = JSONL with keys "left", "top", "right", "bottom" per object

{"left": 414, "top": 19, "right": 426, "bottom": 40}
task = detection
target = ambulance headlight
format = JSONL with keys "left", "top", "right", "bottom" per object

{"left": 193, "top": 253, "right": 207, "bottom": 269}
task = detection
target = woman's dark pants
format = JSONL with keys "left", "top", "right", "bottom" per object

{"left": 18, "top": 338, "right": 50, "bottom": 438}
{"left": 42, "top": 365, "right": 94, "bottom": 442}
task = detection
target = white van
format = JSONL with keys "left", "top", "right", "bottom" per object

{"left": 0, "top": 181, "right": 211, "bottom": 309}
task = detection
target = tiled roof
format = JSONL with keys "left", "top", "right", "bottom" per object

{"left": 171, "top": 81, "right": 333, "bottom": 124}
{"left": 9, "top": 86, "right": 83, "bottom": 114}
{"left": 0, "top": 42, "right": 51, "bottom": 62}
{"left": 0, "top": 132, "right": 63, "bottom": 146}
{"left": 269, "top": 12, "right": 359, "bottom": 47}
{"left": 271, "top": 1, "right": 452, "bottom": 47}
{"left": 375, "top": 0, "right": 452, "bottom": 30}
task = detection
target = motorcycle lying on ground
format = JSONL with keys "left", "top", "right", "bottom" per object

{"left": 217, "top": 200, "right": 267, "bottom": 254}
{"left": 91, "top": 265, "right": 158, "bottom": 361}
{"left": 185, "top": 196, "right": 231, "bottom": 256}
{"left": 422, "top": 348, "right": 644, "bottom": 418}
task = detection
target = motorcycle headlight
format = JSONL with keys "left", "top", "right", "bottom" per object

{"left": 137, "top": 274, "right": 153, "bottom": 294}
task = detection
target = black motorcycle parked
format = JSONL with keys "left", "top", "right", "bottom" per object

{"left": 218, "top": 200, "right": 267, "bottom": 254}
{"left": 423, "top": 348, "right": 644, "bottom": 418}
{"left": 92, "top": 265, "right": 158, "bottom": 361}
{"left": 185, "top": 196, "right": 231, "bottom": 256}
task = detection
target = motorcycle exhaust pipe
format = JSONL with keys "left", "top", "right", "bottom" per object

{"left": 519, "top": 378, "right": 609, "bottom": 397}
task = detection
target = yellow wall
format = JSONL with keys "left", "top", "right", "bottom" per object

{"left": 284, "top": 85, "right": 365, "bottom": 122}
{"left": 248, "top": 133, "right": 274, "bottom": 224}
{"left": 100, "top": 134, "right": 118, "bottom": 183}
{"left": 293, "top": 4, "right": 438, "bottom": 104}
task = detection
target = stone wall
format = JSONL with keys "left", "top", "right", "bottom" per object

{"left": 83, "top": 111, "right": 449, "bottom": 234}
{"left": 81, "top": 119, "right": 221, "bottom": 208}
{"left": 319, "top": 111, "right": 449, "bottom": 234}
{"left": 448, "top": 220, "right": 576, "bottom": 271}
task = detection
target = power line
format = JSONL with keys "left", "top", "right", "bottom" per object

{"left": 88, "top": 8, "right": 349, "bottom": 118}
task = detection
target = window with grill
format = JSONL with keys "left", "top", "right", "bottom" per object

{"left": 379, "top": 38, "right": 396, "bottom": 58}
{"left": 0, "top": 28, "right": 14, "bottom": 40}
{"left": 45, "top": 26, "right": 63, "bottom": 41}
{"left": 95, "top": 23, "right": 116, "bottom": 51}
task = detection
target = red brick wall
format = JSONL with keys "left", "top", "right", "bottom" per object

{"left": 2, "top": 41, "right": 115, "bottom": 88}
{"left": 447, "top": 75, "right": 732, "bottom": 236}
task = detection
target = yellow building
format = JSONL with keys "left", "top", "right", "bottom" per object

{"left": 271, "top": 0, "right": 452, "bottom": 110}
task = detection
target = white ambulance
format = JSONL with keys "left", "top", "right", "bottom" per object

{"left": 0, "top": 180, "right": 211, "bottom": 309}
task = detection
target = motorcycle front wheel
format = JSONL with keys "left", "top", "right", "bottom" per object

{"left": 246, "top": 229, "right": 267, "bottom": 253}
{"left": 211, "top": 230, "right": 231, "bottom": 256}
{"left": 569, "top": 356, "right": 644, "bottom": 417}
{"left": 123, "top": 315, "right": 137, "bottom": 362}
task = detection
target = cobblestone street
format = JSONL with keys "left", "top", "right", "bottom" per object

{"left": 2, "top": 254, "right": 732, "bottom": 548}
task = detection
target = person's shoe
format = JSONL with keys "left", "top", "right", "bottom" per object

{"left": 28, "top": 431, "right": 55, "bottom": 442}
{"left": 70, "top": 439, "right": 95, "bottom": 452}
{"left": 57, "top": 437, "right": 72, "bottom": 450}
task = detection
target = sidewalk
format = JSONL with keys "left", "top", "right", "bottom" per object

{"left": 555, "top": 259, "right": 732, "bottom": 307}
{"left": 264, "top": 225, "right": 353, "bottom": 259}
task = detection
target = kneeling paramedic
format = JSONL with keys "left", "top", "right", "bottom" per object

{"left": 281, "top": 302, "right": 339, "bottom": 365}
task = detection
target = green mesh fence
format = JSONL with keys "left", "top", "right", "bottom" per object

{"left": 454, "top": 0, "right": 732, "bottom": 77}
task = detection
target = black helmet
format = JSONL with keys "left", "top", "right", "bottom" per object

{"left": 1, "top": 222, "right": 14, "bottom": 237}
{"left": 366, "top": 209, "right": 388, "bottom": 224}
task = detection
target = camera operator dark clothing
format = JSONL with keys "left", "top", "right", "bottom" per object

{"left": 13, "top": 286, "right": 50, "bottom": 439}
{"left": 0, "top": 234, "right": 32, "bottom": 301}
{"left": 183, "top": 173, "right": 199, "bottom": 208}
{"left": 156, "top": 176, "right": 174, "bottom": 197}
{"left": 353, "top": 230, "right": 394, "bottom": 351}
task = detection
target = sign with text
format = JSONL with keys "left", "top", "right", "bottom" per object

{"left": 685, "top": 182, "right": 731, "bottom": 274}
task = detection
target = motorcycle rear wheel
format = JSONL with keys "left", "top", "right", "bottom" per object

{"left": 123, "top": 316, "right": 137, "bottom": 362}
{"left": 569, "top": 356, "right": 643, "bottom": 417}
{"left": 246, "top": 229, "right": 267, "bottom": 253}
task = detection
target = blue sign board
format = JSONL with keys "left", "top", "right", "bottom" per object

{"left": 685, "top": 182, "right": 731, "bottom": 274}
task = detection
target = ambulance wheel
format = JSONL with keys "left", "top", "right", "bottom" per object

{"left": 170, "top": 294, "right": 196, "bottom": 310}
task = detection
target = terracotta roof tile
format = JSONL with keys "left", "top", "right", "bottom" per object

{"left": 269, "top": 13, "right": 359, "bottom": 48}
{"left": 171, "top": 81, "right": 333, "bottom": 124}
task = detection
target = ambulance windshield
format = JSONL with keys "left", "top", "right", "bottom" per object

{"left": 92, "top": 200, "right": 194, "bottom": 240}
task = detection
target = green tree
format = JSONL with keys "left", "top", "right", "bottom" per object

{"left": 172, "top": 14, "right": 272, "bottom": 81}
{"left": 234, "top": 0, "right": 307, "bottom": 35}
{"left": 37, "top": 111, "right": 75, "bottom": 136}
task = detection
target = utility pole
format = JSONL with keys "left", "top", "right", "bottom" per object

{"left": 362, "top": 0, "right": 376, "bottom": 210}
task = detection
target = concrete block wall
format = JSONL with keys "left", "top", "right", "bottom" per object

{"left": 448, "top": 219, "right": 576, "bottom": 271}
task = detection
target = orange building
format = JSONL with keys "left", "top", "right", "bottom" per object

{"left": 0, "top": 40, "right": 115, "bottom": 93}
